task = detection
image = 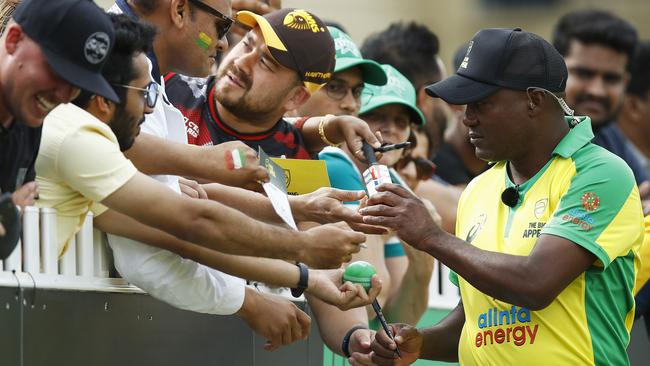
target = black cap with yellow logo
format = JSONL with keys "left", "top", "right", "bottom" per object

{"left": 237, "top": 8, "right": 335, "bottom": 93}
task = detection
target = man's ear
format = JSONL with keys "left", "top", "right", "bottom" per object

{"left": 169, "top": 0, "right": 189, "bottom": 29}
{"left": 3, "top": 24, "right": 23, "bottom": 55}
{"left": 526, "top": 89, "right": 545, "bottom": 117}
{"left": 92, "top": 95, "right": 117, "bottom": 120}
{"left": 283, "top": 85, "right": 311, "bottom": 111}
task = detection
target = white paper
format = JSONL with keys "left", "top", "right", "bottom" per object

{"left": 263, "top": 182, "right": 298, "bottom": 230}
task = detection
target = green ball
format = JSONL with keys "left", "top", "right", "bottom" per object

{"left": 343, "top": 261, "right": 377, "bottom": 291}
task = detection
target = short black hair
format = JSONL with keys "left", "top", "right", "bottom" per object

{"left": 552, "top": 9, "right": 638, "bottom": 62}
{"left": 73, "top": 13, "right": 157, "bottom": 109}
{"left": 627, "top": 41, "right": 650, "bottom": 98}
{"left": 361, "top": 22, "right": 441, "bottom": 89}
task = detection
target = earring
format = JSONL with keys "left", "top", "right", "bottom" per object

{"left": 529, "top": 102, "right": 535, "bottom": 109}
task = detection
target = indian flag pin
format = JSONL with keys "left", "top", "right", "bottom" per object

{"left": 196, "top": 31, "right": 213, "bottom": 51}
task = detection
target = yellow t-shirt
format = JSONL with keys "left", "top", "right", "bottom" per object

{"left": 452, "top": 117, "right": 643, "bottom": 366}
{"left": 36, "top": 103, "right": 137, "bottom": 256}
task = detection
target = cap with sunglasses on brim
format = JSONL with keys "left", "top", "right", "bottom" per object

{"left": 426, "top": 27, "right": 567, "bottom": 105}
{"left": 360, "top": 64, "right": 426, "bottom": 126}
{"left": 13, "top": 0, "right": 119, "bottom": 102}
{"left": 328, "top": 26, "right": 387, "bottom": 86}
{"left": 236, "top": 8, "right": 335, "bottom": 93}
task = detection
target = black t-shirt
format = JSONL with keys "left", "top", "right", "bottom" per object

{"left": 432, "top": 142, "right": 480, "bottom": 185}
{"left": 0, "top": 121, "right": 41, "bottom": 193}
{"left": 164, "top": 72, "right": 312, "bottom": 159}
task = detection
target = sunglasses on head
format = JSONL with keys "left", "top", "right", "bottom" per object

{"left": 395, "top": 156, "right": 437, "bottom": 181}
{"left": 112, "top": 81, "right": 160, "bottom": 108}
{"left": 188, "top": 0, "right": 234, "bottom": 40}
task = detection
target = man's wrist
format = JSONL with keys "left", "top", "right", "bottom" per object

{"left": 288, "top": 195, "right": 307, "bottom": 222}
{"left": 419, "top": 225, "right": 444, "bottom": 253}
{"left": 235, "top": 287, "right": 259, "bottom": 320}
{"left": 291, "top": 262, "right": 309, "bottom": 297}
{"left": 323, "top": 115, "right": 344, "bottom": 145}
{"left": 342, "top": 325, "right": 368, "bottom": 357}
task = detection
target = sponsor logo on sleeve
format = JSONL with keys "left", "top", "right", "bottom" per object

{"left": 581, "top": 192, "right": 600, "bottom": 211}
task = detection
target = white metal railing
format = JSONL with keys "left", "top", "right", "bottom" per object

{"left": 0, "top": 206, "right": 140, "bottom": 293}
{"left": 1, "top": 206, "right": 459, "bottom": 307}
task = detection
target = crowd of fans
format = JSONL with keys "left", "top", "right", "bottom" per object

{"left": 1, "top": 0, "right": 649, "bottom": 365}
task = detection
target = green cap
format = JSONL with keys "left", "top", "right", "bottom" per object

{"left": 360, "top": 64, "right": 426, "bottom": 126}
{"left": 343, "top": 261, "right": 377, "bottom": 291}
{"left": 328, "top": 26, "right": 387, "bottom": 86}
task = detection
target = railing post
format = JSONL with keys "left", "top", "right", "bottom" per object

{"left": 93, "top": 229, "right": 110, "bottom": 278}
{"left": 59, "top": 236, "right": 77, "bottom": 276}
{"left": 40, "top": 207, "right": 58, "bottom": 274}
{"left": 23, "top": 206, "right": 40, "bottom": 273}
{"left": 76, "top": 213, "right": 94, "bottom": 276}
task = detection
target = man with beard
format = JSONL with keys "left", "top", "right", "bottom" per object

{"left": 37, "top": 14, "right": 379, "bottom": 350}
{"left": 552, "top": 9, "right": 648, "bottom": 186}
{"left": 164, "top": 8, "right": 382, "bottom": 160}
{"left": 0, "top": 0, "right": 116, "bottom": 249}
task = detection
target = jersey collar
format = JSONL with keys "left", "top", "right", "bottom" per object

{"left": 552, "top": 116, "right": 593, "bottom": 158}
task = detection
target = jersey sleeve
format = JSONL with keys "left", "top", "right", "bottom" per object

{"left": 541, "top": 147, "right": 644, "bottom": 269}
{"left": 57, "top": 125, "right": 137, "bottom": 203}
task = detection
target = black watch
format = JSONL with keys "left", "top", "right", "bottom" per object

{"left": 342, "top": 325, "right": 368, "bottom": 358}
{"left": 290, "top": 262, "right": 309, "bottom": 298}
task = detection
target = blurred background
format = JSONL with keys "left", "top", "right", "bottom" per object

{"left": 280, "top": 0, "right": 650, "bottom": 75}
{"left": 96, "top": 0, "right": 650, "bottom": 74}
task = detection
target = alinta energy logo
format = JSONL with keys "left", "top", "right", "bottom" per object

{"left": 475, "top": 305, "right": 539, "bottom": 348}
{"left": 283, "top": 10, "right": 324, "bottom": 33}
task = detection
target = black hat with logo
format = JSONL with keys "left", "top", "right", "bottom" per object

{"left": 426, "top": 28, "right": 567, "bottom": 105}
{"left": 13, "top": 0, "right": 119, "bottom": 102}
{"left": 237, "top": 8, "right": 335, "bottom": 93}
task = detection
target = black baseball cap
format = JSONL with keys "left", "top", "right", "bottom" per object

{"left": 13, "top": 0, "right": 119, "bottom": 102}
{"left": 237, "top": 9, "right": 335, "bottom": 93}
{"left": 426, "top": 28, "right": 567, "bottom": 105}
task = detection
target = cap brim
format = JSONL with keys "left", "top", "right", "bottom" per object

{"left": 360, "top": 95, "right": 426, "bottom": 126}
{"left": 236, "top": 11, "right": 287, "bottom": 52}
{"left": 42, "top": 46, "right": 119, "bottom": 103}
{"left": 335, "top": 58, "right": 387, "bottom": 86}
{"left": 425, "top": 74, "right": 500, "bottom": 105}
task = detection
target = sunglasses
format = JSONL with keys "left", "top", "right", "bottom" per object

{"left": 188, "top": 0, "right": 234, "bottom": 40}
{"left": 112, "top": 81, "right": 160, "bottom": 108}
{"left": 395, "top": 156, "right": 437, "bottom": 181}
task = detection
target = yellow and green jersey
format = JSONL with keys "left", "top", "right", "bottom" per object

{"left": 451, "top": 117, "right": 644, "bottom": 366}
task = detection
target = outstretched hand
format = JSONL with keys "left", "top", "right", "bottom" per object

{"left": 306, "top": 269, "right": 382, "bottom": 311}
{"left": 359, "top": 183, "right": 441, "bottom": 250}
{"left": 330, "top": 115, "right": 383, "bottom": 162}
{"left": 292, "top": 187, "right": 388, "bottom": 235}
{"left": 300, "top": 222, "right": 366, "bottom": 269}
{"left": 202, "top": 141, "right": 269, "bottom": 191}
{"left": 349, "top": 324, "right": 422, "bottom": 366}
